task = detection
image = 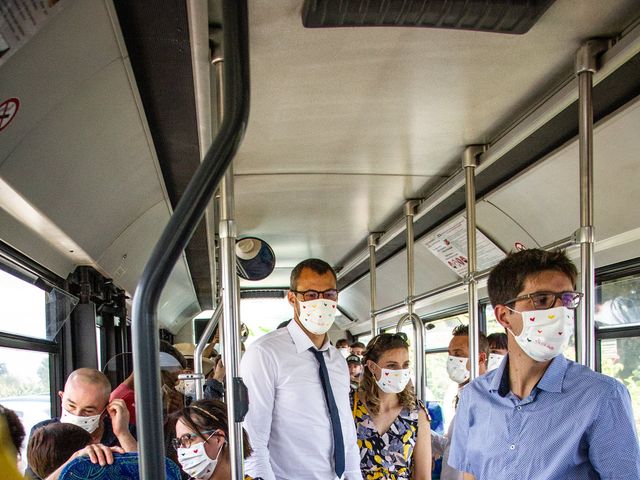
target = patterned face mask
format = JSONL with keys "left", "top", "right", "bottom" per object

{"left": 297, "top": 298, "right": 337, "bottom": 335}
{"left": 372, "top": 362, "right": 411, "bottom": 394}
{"left": 506, "top": 305, "right": 574, "bottom": 362}
{"left": 177, "top": 438, "right": 223, "bottom": 479}
{"left": 487, "top": 353, "right": 505, "bottom": 371}
{"left": 446, "top": 355, "right": 470, "bottom": 384}
{"left": 60, "top": 407, "right": 103, "bottom": 434}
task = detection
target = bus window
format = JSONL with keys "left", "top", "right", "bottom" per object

{"left": 240, "top": 297, "right": 292, "bottom": 346}
{"left": 0, "top": 269, "right": 46, "bottom": 339}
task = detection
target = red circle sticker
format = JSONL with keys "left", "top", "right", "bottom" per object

{"left": 514, "top": 242, "right": 527, "bottom": 251}
{"left": 0, "top": 98, "right": 20, "bottom": 132}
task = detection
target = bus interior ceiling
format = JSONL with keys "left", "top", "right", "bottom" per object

{"left": 1, "top": 0, "right": 639, "bottom": 341}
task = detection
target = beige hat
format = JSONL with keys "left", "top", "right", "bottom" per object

{"left": 173, "top": 342, "right": 215, "bottom": 359}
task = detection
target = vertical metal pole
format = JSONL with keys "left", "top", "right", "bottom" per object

{"left": 193, "top": 304, "right": 223, "bottom": 401}
{"left": 463, "top": 146, "right": 483, "bottom": 381}
{"left": 368, "top": 234, "right": 379, "bottom": 337}
{"left": 575, "top": 39, "right": 607, "bottom": 369}
{"left": 403, "top": 201, "right": 424, "bottom": 401}
{"left": 215, "top": 56, "right": 245, "bottom": 480}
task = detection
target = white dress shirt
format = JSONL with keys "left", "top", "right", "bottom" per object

{"left": 241, "top": 320, "right": 363, "bottom": 480}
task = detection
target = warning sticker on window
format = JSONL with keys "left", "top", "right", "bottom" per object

{"left": 421, "top": 216, "right": 506, "bottom": 278}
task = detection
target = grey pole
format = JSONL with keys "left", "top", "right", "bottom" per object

{"left": 215, "top": 56, "right": 246, "bottom": 479}
{"left": 463, "top": 146, "right": 484, "bottom": 381}
{"left": 402, "top": 201, "right": 425, "bottom": 400}
{"left": 193, "top": 304, "right": 223, "bottom": 401}
{"left": 575, "top": 39, "right": 608, "bottom": 369}
{"left": 369, "top": 233, "right": 380, "bottom": 337}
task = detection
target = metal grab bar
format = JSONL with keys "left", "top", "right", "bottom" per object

{"left": 131, "top": 2, "right": 250, "bottom": 479}
{"left": 194, "top": 304, "right": 223, "bottom": 401}
{"left": 396, "top": 313, "right": 425, "bottom": 401}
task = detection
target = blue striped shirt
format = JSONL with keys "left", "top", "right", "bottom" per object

{"left": 448, "top": 354, "right": 640, "bottom": 479}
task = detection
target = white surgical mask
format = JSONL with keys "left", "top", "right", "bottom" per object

{"left": 446, "top": 355, "right": 470, "bottom": 384}
{"left": 339, "top": 347, "right": 350, "bottom": 358}
{"left": 487, "top": 353, "right": 505, "bottom": 372}
{"left": 60, "top": 407, "right": 103, "bottom": 434}
{"left": 177, "top": 439, "right": 223, "bottom": 479}
{"left": 372, "top": 363, "right": 411, "bottom": 394}
{"left": 297, "top": 299, "right": 338, "bottom": 335}
{"left": 507, "top": 305, "right": 574, "bottom": 362}
{"left": 487, "top": 353, "right": 505, "bottom": 371}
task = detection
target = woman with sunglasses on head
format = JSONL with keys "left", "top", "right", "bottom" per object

{"left": 169, "top": 399, "right": 261, "bottom": 480}
{"left": 351, "top": 333, "right": 432, "bottom": 480}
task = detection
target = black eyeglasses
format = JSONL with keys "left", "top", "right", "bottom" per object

{"left": 171, "top": 430, "right": 216, "bottom": 450}
{"left": 368, "top": 332, "right": 409, "bottom": 349}
{"left": 292, "top": 289, "right": 339, "bottom": 302}
{"left": 505, "top": 291, "right": 583, "bottom": 310}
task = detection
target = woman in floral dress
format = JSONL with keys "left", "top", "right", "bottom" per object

{"left": 351, "top": 333, "right": 431, "bottom": 479}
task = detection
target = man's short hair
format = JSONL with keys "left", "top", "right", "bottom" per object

{"left": 65, "top": 368, "right": 111, "bottom": 404}
{"left": 451, "top": 325, "right": 490, "bottom": 363}
{"left": 350, "top": 341, "right": 365, "bottom": 350}
{"left": 27, "top": 423, "right": 91, "bottom": 478}
{"left": 289, "top": 258, "right": 337, "bottom": 290}
{"left": 336, "top": 339, "right": 349, "bottom": 348}
{"left": 487, "top": 249, "right": 577, "bottom": 307}
{"left": 487, "top": 332, "right": 508, "bottom": 350}
{"left": 0, "top": 404, "right": 25, "bottom": 454}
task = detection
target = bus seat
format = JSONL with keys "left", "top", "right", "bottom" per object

{"left": 59, "top": 452, "right": 181, "bottom": 480}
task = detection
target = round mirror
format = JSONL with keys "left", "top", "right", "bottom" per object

{"left": 235, "top": 237, "right": 276, "bottom": 281}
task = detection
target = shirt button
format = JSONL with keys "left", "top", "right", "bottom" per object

{"left": 516, "top": 406, "right": 522, "bottom": 411}
{"left": 509, "top": 444, "right": 515, "bottom": 450}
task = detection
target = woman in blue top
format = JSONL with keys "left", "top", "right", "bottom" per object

{"left": 351, "top": 333, "right": 431, "bottom": 480}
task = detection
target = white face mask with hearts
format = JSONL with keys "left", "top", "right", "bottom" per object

{"left": 177, "top": 437, "right": 224, "bottom": 480}
{"left": 60, "top": 407, "right": 103, "bottom": 434}
{"left": 507, "top": 305, "right": 574, "bottom": 362}
{"left": 297, "top": 299, "right": 338, "bottom": 335}
{"left": 446, "top": 355, "right": 470, "bottom": 384}
{"left": 487, "top": 353, "right": 505, "bottom": 371}
{"left": 371, "top": 363, "right": 411, "bottom": 394}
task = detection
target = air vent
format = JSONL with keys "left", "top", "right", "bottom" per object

{"left": 302, "top": 0, "right": 556, "bottom": 34}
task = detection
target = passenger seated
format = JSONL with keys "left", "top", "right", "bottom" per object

{"left": 0, "top": 404, "right": 25, "bottom": 467}
{"left": 169, "top": 399, "right": 254, "bottom": 479}
{"left": 110, "top": 341, "right": 187, "bottom": 423}
{"left": 431, "top": 326, "right": 489, "bottom": 480}
{"left": 26, "top": 422, "right": 95, "bottom": 479}
{"left": 486, "top": 332, "right": 507, "bottom": 370}
{"left": 25, "top": 368, "right": 136, "bottom": 479}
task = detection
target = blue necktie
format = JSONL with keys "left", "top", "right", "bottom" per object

{"left": 310, "top": 348, "right": 345, "bottom": 479}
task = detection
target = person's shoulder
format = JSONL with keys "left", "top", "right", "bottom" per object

{"left": 564, "top": 359, "right": 627, "bottom": 396}
{"left": 248, "top": 326, "right": 290, "bottom": 351}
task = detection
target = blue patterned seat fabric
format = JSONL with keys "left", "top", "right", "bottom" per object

{"left": 59, "top": 452, "right": 182, "bottom": 480}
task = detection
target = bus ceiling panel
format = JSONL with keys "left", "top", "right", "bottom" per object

{"left": 239, "top": 0, "right": 637, "bottom": 179}
{"left": 0, "top": 58, "right": 165, "bottom": 262}
{"left": 485, "top": 95, "right": 640, "bottom": 253}
{"left": 0, "top": 0, "right": 123, "bottom": 170}
{"left": 239, "top": 268, "right": 292, "bottom": 290}
{"left": 233, "top": 173, "right": 435, "bottom": 266}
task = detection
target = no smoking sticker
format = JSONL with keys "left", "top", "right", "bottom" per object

{"left": 0, "top": 98, "right": 20, "bottom": 132}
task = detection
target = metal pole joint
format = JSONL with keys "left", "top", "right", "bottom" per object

{"left": 462, "top": 145, "right": 485, "bottom": 169}
{"left": 404, "top": 200, "right": 419, "bottom": 217}
{"left": 219, "top": 219, "right": 237, "bottom": 239}
{"left": 575, "top": 39, "right": 609, "bottom": 74}
{"left": 573, "top": 226, "right": 595, "bottom": 244}
{"left": 368, "top": 233, "right": 381, "bottom": 248}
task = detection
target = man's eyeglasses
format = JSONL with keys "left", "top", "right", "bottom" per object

{"left": 292, "top": 289, "right": 339, "bottom": 302}
{"left": 505, "top": 291, "right": 583, "bottom": 310}
{"left": 368, "top": 332, "right": 409, "bottom": 349}
{"left": 171, "top": 430, "right": 216, "bottom": 450}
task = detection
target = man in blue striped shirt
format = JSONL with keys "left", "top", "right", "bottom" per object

{"left": 448, "top": 249, "right": 640, "bottom": 479}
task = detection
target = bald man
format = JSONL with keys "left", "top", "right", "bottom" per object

{"left": 25, "top": 368, "right": 136, "bottom": 479}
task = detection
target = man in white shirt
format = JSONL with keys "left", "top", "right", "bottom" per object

{"left": 241, "top": 258, "right": 362, "bottom": 480}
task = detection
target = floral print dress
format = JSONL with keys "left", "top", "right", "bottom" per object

{"left": 351, "top": 392, "right": 426, "bottom": 479}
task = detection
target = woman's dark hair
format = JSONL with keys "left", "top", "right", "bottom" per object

{"left": 487, "top": 249, "right": 577, "bottom": 307}
{"left": 27, "top": 423, "right": 91, "bottom": 478}
{"left": 0, "top": 404, "right": 25, "bottom": 455}
{"left": 171, "top": 399, "right": 252, "bottom": 459}
{"left": 487, "top": 332, "right": 508, "bottom": 350}
{"left": 358, "top": 333, "right": 415, "bottom": 415}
